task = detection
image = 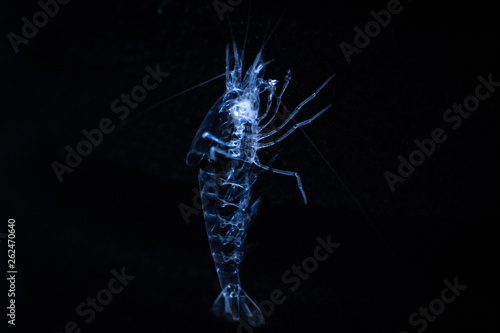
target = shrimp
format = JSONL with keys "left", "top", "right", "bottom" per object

{"left": 186, "top": 39, "right": 333, "bottom": 326}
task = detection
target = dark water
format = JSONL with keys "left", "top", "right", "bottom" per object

{"left": 1, "top": 0, "right": 498, "bottom": 332}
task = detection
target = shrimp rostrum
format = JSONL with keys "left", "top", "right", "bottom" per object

{"left": 186, "top": 41, "right": 333, "bottom": 326}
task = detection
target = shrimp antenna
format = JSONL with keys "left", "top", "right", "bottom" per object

{"left": 226, "top": 12, "right": 242, "bottom": 82}
{"left": 241, "top": 0, "right": 252, "bottom": 64}
{"left": 115, "top": 72, "right": 226, "bottom": 131}
{"left": 257, "top": 2, "right": 291, "bottom": 56}
{"left": 225, "top": 0, "right": 253, "bottom": 71}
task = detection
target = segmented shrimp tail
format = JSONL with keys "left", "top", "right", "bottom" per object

{"left": 212, "top": 284, "right": 264, "bottom": 326}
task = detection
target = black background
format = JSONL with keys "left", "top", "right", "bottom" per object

{"left": 1, "top": 0, "right": 499, "bottom": 332}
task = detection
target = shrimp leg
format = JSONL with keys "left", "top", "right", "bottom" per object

{"left": 253, "top": 160, "right": 308, "bottom": 204}
{"left": 257, "top": 104, "right": 332, "bottom": 149}
{"left": 259, "top": 74, "right": 334, "bottom": 140}
{"left": 202, "top": 132, "right": 234, "bottom": 147}
{"left": 258, "top": 69, "right": 292, "bottom": 126}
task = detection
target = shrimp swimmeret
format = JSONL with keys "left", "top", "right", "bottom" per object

{"left": 186, "top": 41, "right": 333, "bottom": 325}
